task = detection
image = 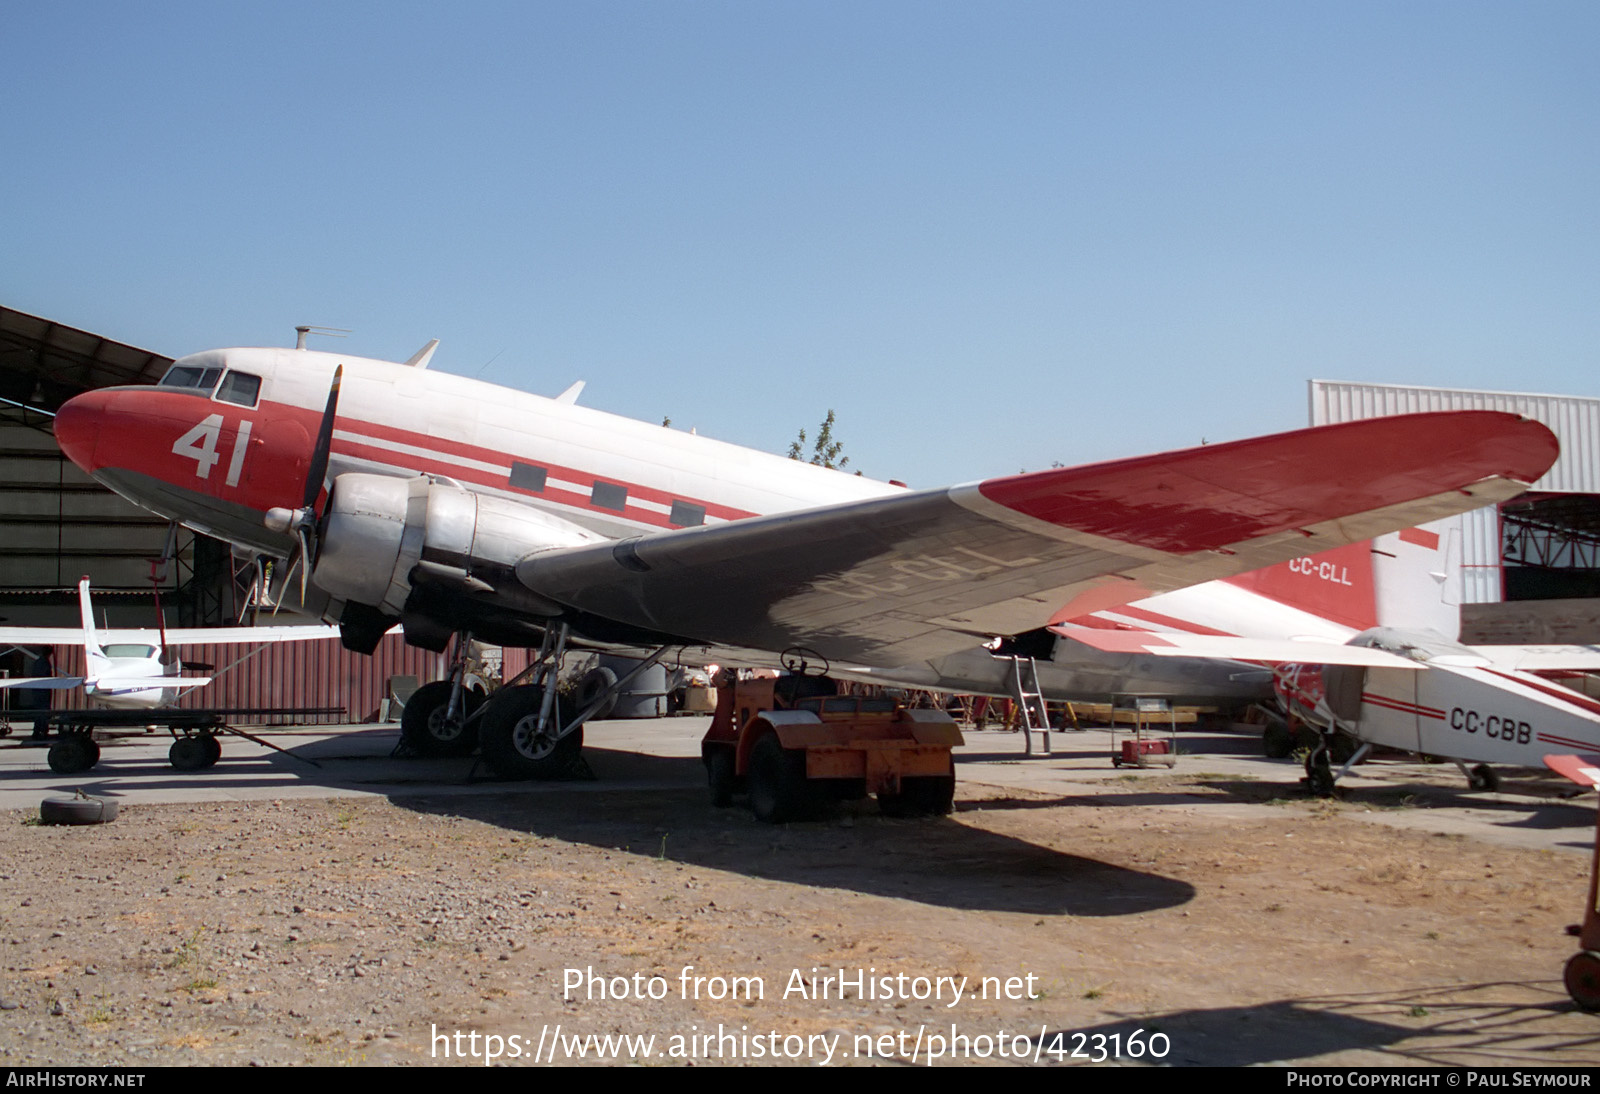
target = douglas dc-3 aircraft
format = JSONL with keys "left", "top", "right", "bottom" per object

{"left": 49, "top": 335, "right": 1561, "bottom": 779}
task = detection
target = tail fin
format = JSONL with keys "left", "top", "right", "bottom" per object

{"left": 1223, "top": 540, "right": 1378, "bottom": 632}
{"left": 1370, "top": 521, "right": 1461, "bottom": 639}
{"left": 78, "top": 576, "right": 111, "bottom": 679}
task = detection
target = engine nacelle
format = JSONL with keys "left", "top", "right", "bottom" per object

{"left": 311, "top": 472, "right": 602, "bottom": 617}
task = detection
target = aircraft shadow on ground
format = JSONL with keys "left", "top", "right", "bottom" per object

{"left": 390, "top": 748, "right": 1197, "bottom": 918}
{"left": 1048, "top": 983, "right": 1598, "bottom": 1067}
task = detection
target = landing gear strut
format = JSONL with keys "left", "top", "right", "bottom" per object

{"left": 473, "top": 624, "right": 672, "bottom": 780}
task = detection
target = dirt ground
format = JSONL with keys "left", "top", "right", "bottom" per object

{"left": 2, "top": 757, "right": 1598, "bottom": 1067}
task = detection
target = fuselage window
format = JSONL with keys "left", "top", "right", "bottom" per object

{"left": 215, "top": 371, "right": 262, "bottom": 408}
{"left": 509, "top": 462, "right": 548, "bottom": 493}
{"left": 591, "top": 481, "right": 628, "bottom": 511}
{"left": 158, "top": 365, "right": 223, "bottom": 394}
{"left": 669, "top": 500, "right": 706, "bottom": 527}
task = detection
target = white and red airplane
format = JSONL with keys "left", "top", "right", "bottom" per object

{"left": 1061, "top": 521, "right": 1600, "bottom": 793}
{"left": 47, "top": 336, "right": 1560, "bottom": 778}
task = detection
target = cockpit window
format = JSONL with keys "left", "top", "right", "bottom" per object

{"left": 103, "top": 644, "right": 158, "bottom": 659}
{"left": 158, "top": 365, "right": 224, "bottom": 394}
{"left": 215, "top": 370, "right": 262, "bottom": 408}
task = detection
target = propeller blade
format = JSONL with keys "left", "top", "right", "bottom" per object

{"left": 303, "top": 364, "right": 343, "bottom": 510}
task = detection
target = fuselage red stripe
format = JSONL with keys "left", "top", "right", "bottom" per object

{"left": 1361, "top": 692, "right": 1446, "bottom": 720}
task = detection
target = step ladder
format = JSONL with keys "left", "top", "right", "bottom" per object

{"left": 1008, "top": 656, "right": 1052, "bottom": 756}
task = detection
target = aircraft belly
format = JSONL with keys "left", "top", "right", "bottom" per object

{"left": 95, "top": 468, "right": 293, "bottom": 556}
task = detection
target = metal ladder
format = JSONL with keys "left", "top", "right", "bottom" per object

{"left": 1008, "top": 656, "right": 1052, "bottom": 756}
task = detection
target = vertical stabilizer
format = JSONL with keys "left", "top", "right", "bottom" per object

{"left": 78, "top": 576, "right": 110, "bottom": 679}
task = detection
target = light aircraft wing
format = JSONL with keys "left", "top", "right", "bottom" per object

{"left": 515, "top": 411, "right": 1557, "bottom": 667}
{"left": 0, "top": 676, "right": 85, "bottom": 689}
{"left": 0, "top": 625, "right": 339, "bottom": 647}
{"left": 1469, "top": 646, "right": 1600, "bottom": 672}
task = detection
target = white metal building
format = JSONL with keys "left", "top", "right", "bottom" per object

{"left": 1310, "top": 380, "right": 1600, "bottom": 640}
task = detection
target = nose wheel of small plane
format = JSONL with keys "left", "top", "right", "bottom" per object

{"left": 47, "top": 732, "right": 99, "bottom": 775}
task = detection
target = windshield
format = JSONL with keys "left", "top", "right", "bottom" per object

{"left": 158, "top": 365, "right": 224, "bottom": 394}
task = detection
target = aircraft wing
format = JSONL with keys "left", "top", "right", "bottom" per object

{"left": 1051, "top": 627, "right": 1425, "bottom": 669}
{"left": 515, "top": 411, "right": 1557, "bottom": 667}
{"left": 157, "top": 625, "right": 341, "bottom": 646}
{"left": 0, "top": 676, "right": 85, "bottom": 690}
{"left": 1469, "top": 646, "right": 1600, "bottom": 672}
{"left": 0, "top": 625, "right": 340, "bottom": 647}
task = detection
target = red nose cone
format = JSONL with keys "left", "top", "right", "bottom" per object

{"left": 54, "top": 390, "right": 107, "bottom": 473}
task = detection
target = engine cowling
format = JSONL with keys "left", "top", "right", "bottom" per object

{"left": 311, "top": 472, "right": 602, "bottom": 618}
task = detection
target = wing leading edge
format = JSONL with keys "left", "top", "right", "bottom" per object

{"left": 514, "top": 411, "right": 1558, "bottom": 667}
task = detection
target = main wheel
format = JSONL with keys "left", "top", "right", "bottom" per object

{"left": 1468, "top": 763, "right": 1500, "bottom": 793}
{"left": 201, "top": 733, "right": 223, "bottom": 767}
{"left": 1305, "top": 749, "right": 1336, "bottom": 797}
{"left": 748, "top": 735, "right": 810, "bottom": 823}
{"left": 401, "top": 680, "right": 485, "bottom": 757}
{"left": 706, "top": 747, "right": 736, "bottom": 808}
{"left": 479, "top": 684, "right": 580, "bottom": 779}
{"left": 47, "top": 734, "right": 97, "bottom": 775}
{"left": 169, "top": 735, "right": 211, "bottom": 772}
{"left": 1565, "top": 951, "right": 1600, "bottom": 1011}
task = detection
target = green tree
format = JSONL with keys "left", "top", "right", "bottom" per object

{"left": 787, "top": 409, "right": 849, "bottom": 470}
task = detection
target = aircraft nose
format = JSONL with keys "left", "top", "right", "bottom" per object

{"left": 53, "top": 389, "right": 109, "bottom": 472}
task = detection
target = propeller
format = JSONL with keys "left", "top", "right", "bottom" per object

{"left": 264, "top": 365, "right": 342, "bottom": 608}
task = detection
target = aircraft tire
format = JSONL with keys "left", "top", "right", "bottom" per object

{"left": 1565, "top": 951, "right": 1600, "bottom": 1011}
{"left": 39, "top": 795, "right": 118, "bottom": 826}
{"left": 1468, "top": 764, "right": 1500, "bottom": 793}
{"left": 480, "top": 685, "right": 580, "bottom": 779}
{"left": 1305, "top": 750, "right": 1336, "bottom": 798}
{"left": 170, "top": 736, "right": 211, "bottom": 772}
{"left": 706, "top": 747, "right": 736, "bottom": 808}
{"left": 748, "top": 735, "right": 809, "bottom": 823}
{"left": 201, "top": 734, "right": 223, "bottom": 767}
{"left": 576, "top": 667, "right": 619, "bottom": 720}
{"left": 47, "top": 735, "right": 97, "bottom": 775}
{"left": 401, "top": 681, "right": 485, "bottom": 757}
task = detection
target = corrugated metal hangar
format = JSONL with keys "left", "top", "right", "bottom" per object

{"left": 1311, "top": 379, "right": 1600, "bottom": 642}
{"left": 0, "top": 304, "right": 443, "bottom": 721}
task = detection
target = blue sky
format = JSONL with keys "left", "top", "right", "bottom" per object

{"left": 4, "top": 2, "right": 1596, "bottom": 487}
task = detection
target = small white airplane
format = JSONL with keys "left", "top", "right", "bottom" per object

{"left": 0, "top": 576, "right": 338, "bottom": 710}
{"left": 47, "top": 333, "right": 1561, "bottom": 779}
{"left": 0, "top": 576, "right": 341, "bottom": 773}
{"left": 1061, "top": 523, "right": 1600, "bottom": 793}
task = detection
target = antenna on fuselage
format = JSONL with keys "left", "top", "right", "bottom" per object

{"left": 293, "top": 325, "right": 351, "bottom": 350}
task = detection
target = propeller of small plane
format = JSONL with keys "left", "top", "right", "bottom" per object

{"left": 264, "top": 365, "right": 342, "bottom": 609}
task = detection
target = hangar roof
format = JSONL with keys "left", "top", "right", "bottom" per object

{"left": 0, "top": 304, "right": 172, "bottom": 414}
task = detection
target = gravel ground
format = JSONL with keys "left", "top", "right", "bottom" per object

{"left": 2, "top": 767, "right": 1597, "bottom": 1067}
